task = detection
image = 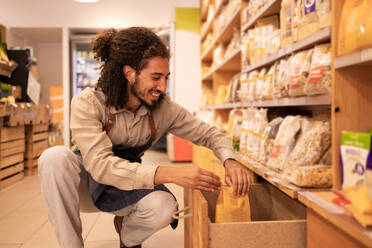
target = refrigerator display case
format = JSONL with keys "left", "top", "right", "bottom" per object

{"left": 70, "top": 34, "right": 101, "bottom": 97}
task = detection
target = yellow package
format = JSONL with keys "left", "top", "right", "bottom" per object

{"left": 338, "top": 0, "right": 364, "bottom": 56}
{"left": 359, "top": 0, "right": 372, "bottom": 49}
{"left": 216, "top": 85, "right": 228, "bottom": 105}
{"left": 215, "top": 186, "right": 251, "bottom": 223}
{"left": 280, "top": 0, "right": 294, "bottom": 48}
{"left": 344, "top": 185, "right": 372, "bottom": 214}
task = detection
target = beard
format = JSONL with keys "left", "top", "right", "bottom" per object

{"left": 130, "top": 79, "right": 165, "bottom": 110}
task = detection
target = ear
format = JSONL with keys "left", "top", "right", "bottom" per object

{"left": 123, "top": 65, "right": 136, "bottom": 83}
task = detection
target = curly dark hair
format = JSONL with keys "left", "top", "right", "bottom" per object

{"left": 91, "top": 27, "right": 170, "bottom": 109}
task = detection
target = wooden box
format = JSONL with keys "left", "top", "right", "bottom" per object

{"left": 0, "top": 126, "right": 25, "bottom": 190}
{"left": 185, "top": 183, "right": 306, "bottom": 248}
{"left": 6, "top": 104, "right": 25, "bottom": 127}
{"left": 35, "top": 104, "right": 50, "bottom": 124}
{"left": 20, "top": 103, "right": 37, "bottom": 125}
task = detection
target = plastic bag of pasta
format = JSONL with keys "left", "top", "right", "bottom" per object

{"left": 286, "top": 164, "right": 332, "bottom": 188}
{"left": 359, "top": 0, "right": 372, "bottom": 50}
{"left": 305, "top": 44, "right": 331, "bottom": 95}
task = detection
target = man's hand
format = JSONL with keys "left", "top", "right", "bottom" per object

{"left": 224, "top": 159, "right": 253, "bottom": 197}
{"left": 154, "top": 166, "right": 221, "bottom": 192}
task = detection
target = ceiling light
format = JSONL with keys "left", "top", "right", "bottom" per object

{"left": 75, "top": 0, "right": 100, "bottom": 3}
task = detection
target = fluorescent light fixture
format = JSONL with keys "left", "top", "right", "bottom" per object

{"left": 75, "top": 0, "right": 100, "bottom": 3}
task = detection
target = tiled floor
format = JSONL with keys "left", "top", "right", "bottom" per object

{"left": 0, "top": 150, "right": 187, "bottom": 248}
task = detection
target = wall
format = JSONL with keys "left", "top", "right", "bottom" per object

{"left": 1, "top": 0, "right": 201, "bottom": 146}
{"left": 36, "top": 43, "right": 63, "bottom": 104}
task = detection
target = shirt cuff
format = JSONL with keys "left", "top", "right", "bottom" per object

{"left": 217, "top": 149, "right": 236, "bottom": 167}
{"left": 133, "top": 164, "right": 159, "bottom": 189}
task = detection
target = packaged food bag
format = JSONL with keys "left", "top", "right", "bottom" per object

{"left": 286, "top": 164, "right": 332, "bottom": 187}
{"left": 215, "top": 186, "right": 251, "bottom": 223}
{"left": 247, "top": 70, "right": 259, "bottom": 102}
{"left": 289, "top": 49, "right": 313, "bottom": 97}
{"left": 280, "top": 0, "right": 294, "bottom": 48}
{"left": 255, "top": 68, "right": 267, "bottom": 100}
{"left": 318, "top": 0, "right": 331, "bottom": 29}
{"left": 287, "top": 120, "right": 331, "bottom": 167}
{"left": 359, "top": 0, "right": 372, "bottom": 50}
{"left": 239, "top": 73, "right": 249, "bottom": 102}
{"left": 338, "top": 0, "right": 364, "bottom": 56}
{"left": 299, "top": 0, "right": 320, "bottom": 40}
{"left": 305, "top": 43, "right": 331, "bottom": 95}
{"left": 267, "top": 115, "right": 302, "bottom": 171}
{"left": 341, "top": 131, "right": 372, "bottom": 214}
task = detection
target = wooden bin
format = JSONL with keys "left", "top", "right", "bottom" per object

{"left": 0, "top": 126, "right": 25, "bottom": 190}
{"left": 185, "top": 183, "right": 307, "bottom": 248}
{"left": 24, "top": 124, "right": 49, "bottom": 176}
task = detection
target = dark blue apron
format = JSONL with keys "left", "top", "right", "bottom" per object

{"left": 84, "top": 111, "right": 178, "bottom": 229}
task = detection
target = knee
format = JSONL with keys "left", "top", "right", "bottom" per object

{"left": 38, "top": 146, "right": 80, "bottom": 177}
{"left": 137, "top": 191, "right": 178, "bottom": 229}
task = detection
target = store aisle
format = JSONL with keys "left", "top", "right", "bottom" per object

{"left": 0, "top": 150, "right": 186, "bottom": 248}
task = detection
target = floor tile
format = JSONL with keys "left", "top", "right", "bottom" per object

{"left": 85, "top": 213, "right": 118, "bottom": 242}
{"left": 20, "top": 222, "right": 59, "bottom": 248}
{"left": 0, "top": 245, "right": 22, "bottom": 248}
{"left": 84, "top": 240, "right": 118, "bottom": 248}
{"left": 0, "top": 213, "right": 48, "bottom": 244}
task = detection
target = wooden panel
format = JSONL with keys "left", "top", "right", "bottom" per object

{"left": 307, "top": 208, "right": 368, "bottom": 248}
{"left": 332, "top": 66, "right": 372, "bottom": 189}
{"left": 192, "top": 190, "right": 209, "bottom": 248}
{"left": 0, "top": 139, "right": 25, "bottom": 150}
{"left": 25, "top": 124, "right": 49, "bottom": 134}
{"left": 0, "top": 144, "right": 25, "bottom": 158}
{"left": 0, "top": 172, "right": 24, "bottom": 190}
{"left": 184, "top": 188, "right": 192, "bottom": 248}
{"left": 26, "top": 132, "right": 48, "bottom": 143}
{"left": 25, "top": 159, "right": 38, "bottom": 169}
{"left": 25, "top": 139, "right": 48, "bottom": 159}
{"left": 0, "top": 163, "right": 24, "bottom": 179}
{"left": 0, "top": 126, "right": 25, "bottom": 142}
{"left": 0, "top": 153, "right": 24, "bottom": 169}
{"left": 209, "top": 220, "right": 306, "bottom": 248}
{"left": 24, "top": 167, "right": 38, "bottom": 176}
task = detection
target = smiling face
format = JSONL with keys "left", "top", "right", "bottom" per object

{"left": 124, "top": 56, "right": 170, "bottom": 111}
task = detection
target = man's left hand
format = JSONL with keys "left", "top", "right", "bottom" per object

{"left": 224, "top": 159, "right": 253, "bottom": 197}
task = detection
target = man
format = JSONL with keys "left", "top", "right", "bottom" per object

{"left": 38, "top": 27, "right": 252, "bottom": 248}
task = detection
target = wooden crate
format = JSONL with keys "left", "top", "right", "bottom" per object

{"left": 5, "top": 104, "right": 25, "bottom": 127}
{"left": 0, "top": 126, "right": 25, "bottom": 143}
{"left": 24, "top": 156, "right": 38, "bottom": 176}
{"left": 0, "top": 172, "right": 24, "bottom": 190}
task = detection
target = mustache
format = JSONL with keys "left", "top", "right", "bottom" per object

{"left": 150, "top": 90, "right": 166, "bottom": 96}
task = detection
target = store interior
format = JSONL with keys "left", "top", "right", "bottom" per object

{"left": 1, "top": 0, "right": 372, "bottom": 248}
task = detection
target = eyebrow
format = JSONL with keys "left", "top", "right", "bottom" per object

{"left": 151, "top": 72, "right": 171, "bottom": 77}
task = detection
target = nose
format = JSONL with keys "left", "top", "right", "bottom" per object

{"left": 157, "top": 78, "right": 167, "bottom": 93}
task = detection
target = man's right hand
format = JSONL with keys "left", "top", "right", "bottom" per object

{"left": 154, "top": 166, "right": 221, "bottom": 192}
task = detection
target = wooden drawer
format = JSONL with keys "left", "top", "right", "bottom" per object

{"left": 185, "top": 183, "right": 307, "bottom": 248}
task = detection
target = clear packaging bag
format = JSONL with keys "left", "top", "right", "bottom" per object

{"left": 286, "top": 164, "right": 332, "bottom": 187}
{"left": 305, "top": 44, "right": 331, "bottom": 95}
{"left": 286, "top": 120, "right": 331, "bottom": 167}
{"left": 267, "top": 115, "right": 302, "bottom": 171}
{"left": 289, "top": 49, "right": 313, "bottom": 97}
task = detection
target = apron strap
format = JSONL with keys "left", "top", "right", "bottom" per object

{"left": 104, "top": 109, "right": 156, "bottom": 142}
{"left": 148, "top": 111, "right": 156, "bottom": 141}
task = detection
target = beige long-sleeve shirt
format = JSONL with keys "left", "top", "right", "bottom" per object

{"left": 70, "top": 87, "right": 235, "bottom": 191}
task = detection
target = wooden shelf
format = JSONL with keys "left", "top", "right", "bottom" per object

{"left": 242, "top": 0, "right": 281, "bottom": 32}
{"left": 202, "top": 49, "right": 241, "bottom": 81}
{"left": 242, "top": 27, "right": 331, "bottom": 74}
{"left": 201, "top": 0, "right": 226, "bottom": 41}
{"left": 334, "top": 48, "right": 372, "bottom": 69}
{"left": 202, "top": 94, "right": 331, "bottom": 109}
{"left": 298, "top": 191, "right": 372, "bottom": 248}
{"left": 236, "top": 154, "right": 327, "bottom": 199}
{"left": 201, "top": 7, "right": 241, "bottom": 61}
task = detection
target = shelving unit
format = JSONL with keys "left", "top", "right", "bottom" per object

{"left": 189, "top": 0, "right": 372, "bottom": 247}
{"left": 242, "top": 27, "right": 331, "bottom": 74}
{"left": 203, "top": 94, "right": 331, "bottom": 109}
